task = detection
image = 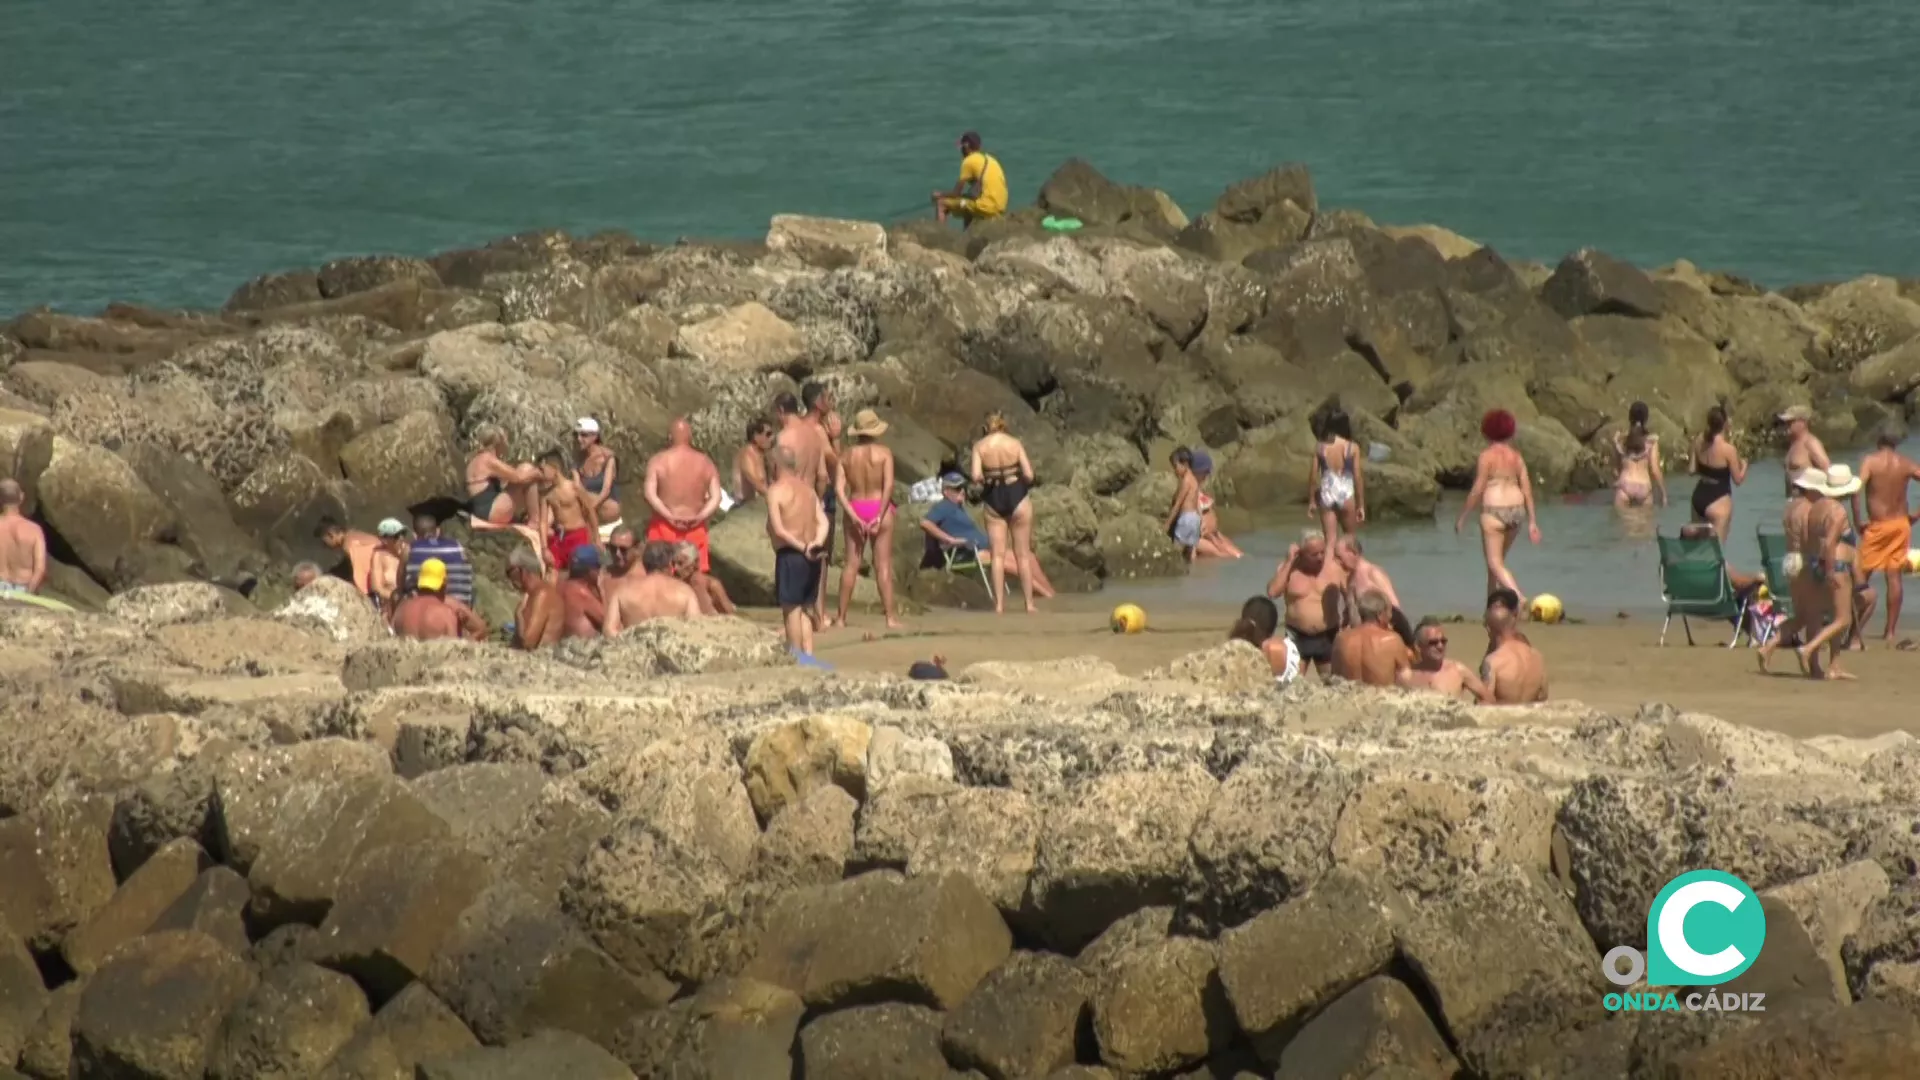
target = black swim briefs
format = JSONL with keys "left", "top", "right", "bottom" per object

{"left": 1287, "top": 623, "right": 1336, "bottom": 662}
{"left": 775, "top": 546, "right": 822, "bottom": 609}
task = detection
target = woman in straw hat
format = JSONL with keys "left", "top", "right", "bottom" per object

{"left": 1766, "top": 465, "right": 1862, "bottom": 678}
{"left": 834, "top": 408, "right": 902, "bottom": 629}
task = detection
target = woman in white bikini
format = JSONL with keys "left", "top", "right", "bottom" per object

{"left": 1306, "top": 405, "right": 1364, "bottom": 547}
{"left": 1455, "top": 408, "right": 1541, "bottom": 604}
{"left": 1611, "top": 401, "right": 1666, "bottom": 512}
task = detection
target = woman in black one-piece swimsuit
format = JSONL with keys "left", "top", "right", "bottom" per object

{"left": 1689, "top": 406, "right": 1746, "bottom": 545}
{"left": 970, "top": 413, "right": 1040, "bottom": 615}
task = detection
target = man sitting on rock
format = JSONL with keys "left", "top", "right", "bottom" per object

{"left": 732, "top": 417, "right": 777, "bottom": 506}
{"left": 391, "top": 558, "right": 487, "bottom": 642}
{"left": 1399, "top": 616, "right": 1492, "bottom": 703}
{"left": 316, "top": 517, "right": 382, "bottom": 599}
{"left": 0, "top": 479, "right": 47, "bottom": 596}
{"left": 919, "top": 472, "right": 1055, "bottom": 597}
{"left": 536, "top": 449, "right": 596, "bottom": 578}
{"left": 932, "top": 130, "right": 1008, "bottom": 228}
{"left": 604, "top": 541, "right": 702, "bottom": 635}
{"left": 506, "top": 547, "right": 563, "bottom": 649}
{"left": 601, "top": 524, "right": 640, "bottom": 598}
{"left": 559, "top": 546, "right": 607, "bottom": 639}
{"left": 1331, "top": 590, "right": 1411, "bottom": 687}
{"left": 673, "top": 540, "right": 734, "bottom": 615}
{"left": 1266, "top": 530, "right": 1348, "bottom": 675}
{"left": 643, "top": 419, "right": 723, "bottom": 573}
{"left": 404, "top": 514, "right": 474, "bottom": 608}
{"left": 1482, "top": 588, "right": 1548, "bottom": 704}
{"left": 465, "top": 425, "right": 546, "bottom": 566}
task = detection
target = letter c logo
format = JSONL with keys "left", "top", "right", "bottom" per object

{"left": 1657, "top": 879, "right": 1748, "bottom": 978}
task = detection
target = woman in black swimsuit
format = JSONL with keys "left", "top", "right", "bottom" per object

{"left": 571, "top": 417, "right": 621, "bottom": 535}
{"left": 1689, "top": 406, "right": 1746, "bottom": 545}
{"left": 969, "top": 412, "right": 1040, "bottom": 615}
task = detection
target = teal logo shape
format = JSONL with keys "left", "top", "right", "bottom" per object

{"left": 1646, "top": 870, "right": 1766, "bottom": 987}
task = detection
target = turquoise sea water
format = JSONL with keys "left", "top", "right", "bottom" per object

{"left": 6, "top": 0, "right": 1920, "bottom": 315}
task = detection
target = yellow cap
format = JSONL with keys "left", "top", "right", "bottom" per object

{"left": 417, "top": 558, "right": 447, "bottom": 592}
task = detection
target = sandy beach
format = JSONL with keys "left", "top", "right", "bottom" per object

{"left": 791, "top": 599, "right": 1920, "bottom": 740}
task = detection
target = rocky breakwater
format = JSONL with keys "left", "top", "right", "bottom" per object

{"left": 8, "top": 162, "right": 1920, "bottom": 611}
{"left": 7, "top": 583, "right": 1920, "bottom": 1077}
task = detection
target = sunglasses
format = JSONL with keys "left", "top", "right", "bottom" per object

{"left": 1421, "top": 636, "right": 1448, "bottom": 647}
{"left": 610, "top": 544, "right": 636, "bottom": 555}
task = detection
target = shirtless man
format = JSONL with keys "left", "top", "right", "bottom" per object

{"left": 1330, "top": 590, "right": 1411, "bottom": 687}
{"left": 601, "top": 525, "right": 639, "bottom": 597}
{"left": 800, "top": 385, "right": 845, "bottom": 625}
{"left": 371, "top": 518, "right": 408, "bottom": 615}
{"left": 1398, "top": 616, "right": 1492, "bottom": 702}
{"left": 1265, "top": 531, "right": 1348, "bottom": 675}
{"left": 835, "top": 408, "right": 902, "bottom": 629}
{"left": 506, "top": 547, "right": 563, "bottom": 649}
{"left": 1334, "top": 537, "right": 1412, "bottom": 645}
{"left": 390, "top": 558, "right": 487, "bottom": 642}
{"left": 465, "top": 426, "right": 545, "bottom": 563}
{"left": 673, "top": 541, "right": 735, "bottom": 615}
{"left": 766, "top": 445, "right": 829, "bottom": 656}
{"left": 1481, "top": 588, "right": 1548, "bottom": 703}
{"left": 316, "top": 518, "right": 383, "bottom": 598}
{"left": 643, "top": 418, "right": 723, "bottom": 574}
{"left": 537, "top": 450, "right": 596, "bottom": 576}
{"left": 604, "top": 541, "right": 702, "bottom": 634}
{"left": 1164, "top": 447, "right": 1202, "bottom": 564}
{"left": 1856, "top": 425, "right": 1920, "bottom": 645}
{"left": 1779, "top": 405, "right": 1830, "bottom": 497}
{"left": 0, "top": 480, "right": 47, "bottom": 596}
{"left": 558, "top": 546, "right": 606, "bottom": 639}
{"left": 732, "top": 417, "right": 777, "bottom": 505}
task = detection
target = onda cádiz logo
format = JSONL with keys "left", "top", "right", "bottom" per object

{"left": 1600, "top": 870, "right": 1768, "bottom": 1014}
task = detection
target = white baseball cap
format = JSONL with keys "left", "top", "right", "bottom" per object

{"left": 575, "top": 417, "right": 601, "bottom": 435}
{"left": 376, "top": 518, "right": 406, "bottom": 538}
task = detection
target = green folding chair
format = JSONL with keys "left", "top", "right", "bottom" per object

{"left": 1656, "top": 533, "right": 1749, "bottom": 647}
{"left": 923, "top": 533, "right": 994, "bottom": 599}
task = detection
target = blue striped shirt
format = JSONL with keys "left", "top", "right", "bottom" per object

{"left": 403, "top": 536, "right": 475, "bottom": 606}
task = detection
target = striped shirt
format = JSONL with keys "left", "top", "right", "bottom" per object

{"left": 403, "top": 536, "right": 475, "bottom": 606}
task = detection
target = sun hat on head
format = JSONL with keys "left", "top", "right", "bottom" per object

{"left": 850, "top": 408, "right": 889, "bottom": 437}
{"left": 376, "top": 518, "right": 406, "bottom": 538}
{"left": 575, "top": 417, "right": 601, "bottom": 435}
{"left": 1792, "top": 467, "right": 1828, "bottom": 492}
{"left": 1777, "top": 405, "right": 1813, "bottom": 423}
{"left": 1820, "top": 464, "right": 1862, "bottom": 497}
{"left": 417, "top": 558, "right": 447, "bottom": 592}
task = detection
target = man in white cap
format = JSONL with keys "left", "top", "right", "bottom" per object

{"left": 1779, "top": 405, "right": 1829, "bottom": 497}
{"left": 370, "top": 517, "right": 409, "bottom": 617}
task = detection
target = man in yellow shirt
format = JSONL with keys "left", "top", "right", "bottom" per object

{"left": 932, "top": 131, "right": 1007, "bottom": 227}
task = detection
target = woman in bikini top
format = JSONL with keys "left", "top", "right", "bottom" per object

{"left": 572, "top": 420, "right": 621, "bottom": 529}
{"left": 969, "top": 413, "right": 1041, "bottom": 615}
{"left": 1454, "top": 409, "right": 1540, "bottom": 603}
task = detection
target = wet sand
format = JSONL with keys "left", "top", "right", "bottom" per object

{"left": 785, "top": 600, "right": 1920, "bottom": 741}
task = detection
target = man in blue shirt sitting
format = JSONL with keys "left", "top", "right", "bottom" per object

{"left": 919, "top": 473, "right": 1055, "bottom": 597}
{"left": 403, "top": 513, "right": 476, "bottom": 607}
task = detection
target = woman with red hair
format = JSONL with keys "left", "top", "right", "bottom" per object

{"left": 1454, "top": 408, "right": 1540, "bottom": 602}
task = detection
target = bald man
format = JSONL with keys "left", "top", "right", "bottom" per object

{"left": 0, "top": 480, "right": 47, "bottom": 595}
{"left": 643, "top": 417, "right": 723, "bottom": 573}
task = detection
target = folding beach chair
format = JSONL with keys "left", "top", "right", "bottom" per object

{"left": 921, "top": 534, "right": 994, "bottom": 598}
{"left": 1656, "top": 533, "right": 1750, "bottom": 647}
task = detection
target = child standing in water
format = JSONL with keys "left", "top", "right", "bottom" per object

{"left": 1308, "top": 405, "right": 1365, "bottom": 547}
{"left": 1165, "top": 447, "right": 1203, "bottom": 563}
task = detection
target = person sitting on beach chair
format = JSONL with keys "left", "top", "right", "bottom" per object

{"left": 918, "top": 472, "right": 1053, "bottom": 597}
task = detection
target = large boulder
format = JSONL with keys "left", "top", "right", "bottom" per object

{"left": 854, "top": 780, "right": 1040, "bottom": 916}
{"left": 797, "top": 1002, "right": 959, "bottom": 1080}
{"left": 313, "top": 839, "right": 494, "bottom": 1004}
{"left": 416, "top": 1029, "right": 636, "bottom": 1080}
{"left": 1852, "top": 336, "right": 1920, "bottom": 403}
{"left": 0, "top": 795, "right": 117, "bottom": 955}
{"left": 743, "top": 715, "right": 872, "bottom": 823}
{"left": 71, "top": 930, "right": 259, "bottom": 1080}
{"left": 36, "top": 445, "right": 174, "bottom": 586}
{"left": 1036, "top": 159, "right": 1187, "bottom": 235}
{"left": 0, "top": 407, "right": 53, "bottom": 514}
{"left": 1540, "top": 249, "right": 1664, "bottom": 319}
{"left": 62, "top": 836, "right": 212, "bottom": 977}
{"left": 673, "top": 302, "right": 806, "bottom": 374}
{"left": 206, "top": 961, "right": 370, "bottom": 1080}
{"left": 338, "top": 409, "right": 464, "bottom": 516}
{"left": 1807, "top": 274, "right": 1920, "bottom": 369}
{"left": 0, "top": 917, "right": 45, "bottom": 1069}
{"left": 317, "top": 255, "right": 442, "bottom": 299}
{"left": 766, "top": 214, "right": 888, "bottom": 269}
{"left": 613, "top": 976, "right": 803, "bottom": 1079}
{"left": 314, "top": 983, "right": 479, "bottom": 1080}
{"left": 941, "top": 950, "right": 1092, "bottom": 1079}
{"left": 1090, "top": 935, "right": 1234, "bottom": 1075}
{"left": 119, "top": 443, "right": 266, "bottom": 582}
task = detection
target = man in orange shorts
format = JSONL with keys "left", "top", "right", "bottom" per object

{"left": 643, "top": 418, "right": 724, "bottom": 572}
{"left": 1857, "top": 425, "right": 1920, "bottom": 644}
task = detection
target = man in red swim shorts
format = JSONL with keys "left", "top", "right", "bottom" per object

{"left": 643, "top": 418, "right": 724, "bottom": 572}
{"left": 537, "top": 449, "right": 596, "bottom": 576}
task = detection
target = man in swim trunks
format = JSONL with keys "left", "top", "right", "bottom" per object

{"left": 1481, "top": 589, "right": 1548, "bottom": 704}
{"left": 1266, "top": 531, "right": 1348, "bottom": 675}
{"left": 537, "top": 450, "right": 596, "bottom": 577}
{"left": 391, "top": 558, "right": 488, "bottom": 642}
{"left": 732, "top": 417, "right": 777, "bottom": 506}
{"left": 316, "top": 517, "right": 383, "bottom": 599}
{"left": 1331, "top": 590, "right": 1412, "bottom": 688}
{"left": 505, "top": 547, "right": 563, "bottom": 650}
{"left": 766, "top": 445, "right": 829, "bottom": 657}
{"left": 642, "top": 418, "right": 723, "bottom": 573}
{"left": 672, "top": 540, "right": 734, "bottom": 615}
{"left": 0, "top": 479, "right": 47, "bottom": 595}
{"left": 1857, "top": 424, "right": 1920, "bottom": 645}
{"left": 1164, "top": 447, "right": 1203, "bottom": 564}
{"left": 1333, "top": 537, "right": 1413, "bottom": 645}
{"left": 603, "top": 540, "right": 702, "bottom": 634}
{"left": 801, "top": 382, "right": 844, "bottom": 624}
{"left": 559, "top": 545, "right": 606, "bottom": 639}
{"left": 932, "top": 131, "right": 1008, "bottom": 228}
{"left": 1398, "top": 616, "right": 1492, "bottom": 703}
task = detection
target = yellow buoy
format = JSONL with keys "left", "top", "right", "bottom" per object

{"left": 1111, "top": 603, "right": 1147, "bottom": 634}
{"left": 1528, "top": 593, "right": 1565, "bottom": 624}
